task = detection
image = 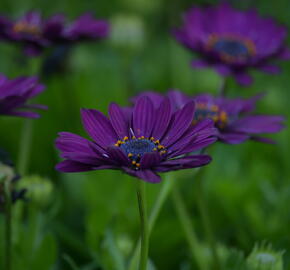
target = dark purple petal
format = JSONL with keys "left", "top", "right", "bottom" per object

{"left": 234, "top": 72, "right": 253, "bottom": 86}
{"left": 140, "top": 152, "right": 162, "bottom": 169}
{"left": 123, "top": 168, "right": 161, "bottom": 183}
{"left": 109, "top": 103, "right": 129, "bottom": 139}
{"left": 81, "top": 108, "right": 118, "bottom": 148}
{"left": 151, "top": 98, "right": 172, "bottom": 140}
{"left": 219, "top": 132, "right": 250, "bottom": 144}
{"left": 106, "top": 146, "right": 130, "bottom": 166}
{"left": 229, "top": 115, "right": 285, "bottom": 134}
{"left": 162, "top": 101, "right": 195, "bottom": 147}
{"left": 133, "top": 96, "right": 155, "bottom": 138}
{"left": 56, "top": 160, "right": 95, "bottom": 172}
{"left": 155, "top": 155, "right": 212, "bottom": 172}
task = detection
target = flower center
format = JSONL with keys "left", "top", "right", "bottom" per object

{"left": 115, "top": 136, "right": 166, "bottom": 169}
{"left": 13, "top": 22, "right": 41, "bottom": 36}
{"left": 194, "top": 103, "right": 228, "bottom": 128}
{"left": 206, "top": 34, "right": 256, "bottom": 62}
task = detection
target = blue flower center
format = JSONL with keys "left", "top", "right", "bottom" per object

{"left": 115, "top": 136, "right": 166, "bottom": 169}
{"left": 194, "top": 103, "right": 228, "bottom": 128}
{"left": 207, "top": 35, "right": 256, "bottom": 62}
{"left": 13, "top": 22, "right": 41, "bottom": 36}
{"left": 213, "top": 40, "right": 249, "bottom": 58}
{"left": 120, "top": 139, "right": 156, "bottom": 161}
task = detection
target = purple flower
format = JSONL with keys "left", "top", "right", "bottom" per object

{"left": 0, "top": 74, "right": 46, "bottom": 118}
{"left": 173, "top": 3, "right": 290, "bottom": 86}
{"left": 134, "top": 91, "right": 285, "bottom": 144}
{"left": 55, "top": 97, "right": 217, "bottom": 183}
{"left": 0, "top": 11, "right": 109, "bottom": 56}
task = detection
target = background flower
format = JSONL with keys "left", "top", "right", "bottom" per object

{"left": 0, "top": 74, "right": 46, "bottom": 118}
{"left": 134, "top": 90, "right": 285, "bottom": 144}
{"left": 56, "top": 97, "right": 217, "bottom": 183}
{"left": 173, "top": 3, "right": 290, "bottom": 86}
{"left": 0, "top": 11, "right": 110, "bottom": 56}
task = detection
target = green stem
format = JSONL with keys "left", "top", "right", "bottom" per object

{"left": 4, "top": 178, "right": 12, "bottom": 270}
{"left": 136, "top": 181, "right": 149, "bottom": 270}
{"left": 172, "top": 184, "right": 206, "bottom": 270}
{"left": 129, "top": 175, "right": 174, "bottom": 270}
{"left": 17, "top": 119, "right": 33, "bottom": 175}
{"left": 195, "top": 174, "right": 221, "bottom": 270}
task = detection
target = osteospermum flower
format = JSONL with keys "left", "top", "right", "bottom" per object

{"left": 173, "top": 3, "right": 290, "bottom": 86}
{"left": 55, "top": 97, "right": 217, "bottom": 183}
{"left": 134, "top": 91, "right": 285, "bottom": 144}
{"left": 0, "top": 74, "right": 46, "bottom": 118}
{"left": 0, "top": 11, "right": 109, "bottom": 56}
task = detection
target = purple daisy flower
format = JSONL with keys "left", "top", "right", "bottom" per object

{"left": 62, "top": 13, "right": 109, "bottom": 41}
{"left": 0, "top": 11, "right": 109, "bottom": 56}
{"left": 0, "top": 74, "right": 46, "bottom": 118}
{"left": 55, "top": 97, "right": 217, "bottom": 183}
{"left": 0, "top": 11, "right": 65, "bottom": 56}
{"left": 173, "top": 3, "right": 290, "bottom": 86}
{"left": 134, "top": 91, "right": 285, "bottom": 144}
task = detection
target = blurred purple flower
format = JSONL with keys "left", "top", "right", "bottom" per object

{"left": 134, "top": 91, "right": 285, "bottom": 144}
{"left": 0, "top": 74, "right": 46, "bottom": 118}
{"left": 55, "top": 97, "right": 217, "bottom": 183}
{"left": 0, "top": 11, "right": 110, "bottom": 56}
{"left": 173, "top": 3, "right": 290, "bottom": 86}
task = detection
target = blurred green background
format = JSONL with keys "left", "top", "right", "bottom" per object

{"left": 0, "top": 0, "right": 289, "bottom": 269}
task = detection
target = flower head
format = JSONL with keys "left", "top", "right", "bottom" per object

{"left": 173, "top": 3, "right": 290, "bottom": 86}
{"left": 0, "top": 11, "right": 109, "bottom": 56}
{"left": 0, "top": 74, "right": 46, "bottom": 118}
{"left": 55, "top": 97, "right": 217, "bottom": 183}
{"left": 134, "top": 91, "right": 285, "bottom": 144}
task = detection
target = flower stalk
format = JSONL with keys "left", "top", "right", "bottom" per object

{"left": 136, "top": 181, "right": 149, "bottom": 270}
{"left": 4, "top": 177, "right": 12, "bottom": 270}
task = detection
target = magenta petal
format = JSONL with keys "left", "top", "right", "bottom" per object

{"left": 133, "top": 96, "right": 155, "bottom": 138}
{"left": 81, "top": 108, "right": 118, "bottom": 148}
{"left": 109, "top": 103, "right": 129, "bottom": 139}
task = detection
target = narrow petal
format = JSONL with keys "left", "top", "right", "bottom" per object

{"left": 123, "top": 168, "right": 161, "bottom": 183}
{"left": 81, "top": 108, "right": 118, "bottom": 148}
{"left": 140, "top": 152, "right": 162, "bottom": 169}
{"left": 56, "top": 160, "right": 95, "bottom": 172}
{"left": 151, "top": 98, "right": 172, "bottom": 140}
{"left": 219, "top": 132, "right": 250, "bottom": 144}
{"left": 161, "top": 101, "right": 195, "bottom": 147}
{"left": 155, "top": 155, "right": 212, "bottom": 172}
{"left": 229, "top": 115, "right": 285, "bottom": 134}
{"left": 109, "top": 103, "right": 129, "bottom": 139}
{"left": 133, "top": 96, "right": 155, "bottom": 138}
{"left": 106, "top": 146, "right": 130, "bottom": 166}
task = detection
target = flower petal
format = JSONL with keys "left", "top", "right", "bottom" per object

{"left": 109, "top": 103, "right": 129, "bottom": 139}
{"left": 81, "top": 108, "right": 118, "bottom": 148}
{"left": 133, "top": 96, "right": 155, "bottom": 138}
